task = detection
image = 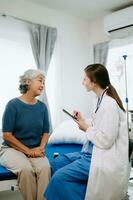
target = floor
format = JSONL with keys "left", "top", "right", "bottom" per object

{"left": 0, "top": 191, "right": 23, "bottom": 200}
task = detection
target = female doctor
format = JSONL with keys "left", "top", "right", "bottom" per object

{"left": 44, "top": 63, "right": 129, "bottom": 200}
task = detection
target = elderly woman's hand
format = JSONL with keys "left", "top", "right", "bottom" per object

{"left": 27, "top": 147, "right": 45, "bottom": 158}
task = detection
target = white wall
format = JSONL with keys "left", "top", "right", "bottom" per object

{"left": 88, "top": 17, "right": 110, "bottom": 44}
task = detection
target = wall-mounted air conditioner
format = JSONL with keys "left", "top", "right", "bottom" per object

{"left": 104, "top": 6, "right": 133, "bottom": 38}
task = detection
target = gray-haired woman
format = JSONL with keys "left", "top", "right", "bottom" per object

{"left": 0, "top": 69, "right": 50, "bottom": 200}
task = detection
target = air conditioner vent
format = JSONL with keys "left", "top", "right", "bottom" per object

{"left": 104, "top": 6, "right": 133, "bottom": 38}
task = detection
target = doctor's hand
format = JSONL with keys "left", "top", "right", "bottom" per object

{"left": 73, "top": 110, "right": 84, "bottom": 121}
{"left": 75, "top": 119, "right": 88, "bottom": 132}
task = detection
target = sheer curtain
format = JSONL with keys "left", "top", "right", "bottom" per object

{"left": 94, "top": 41, "right": 109, "bottom": 65}
{"left": 29, "top": 24, "right": 57, "bottom": 132}
{"left": 0, "top": 15, "right": 36, "bottom": 130}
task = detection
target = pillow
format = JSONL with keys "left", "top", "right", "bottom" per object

{"left": 48, "top": 120, "right": 87, "bottom": 144}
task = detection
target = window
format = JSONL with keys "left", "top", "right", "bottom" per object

{"left": 0, "top": 18, "right": 36, "bottom": 129}
{"left": 106, "top": 39, "right": 133, "bottom": 111}
{"left": 46, "top": 44, "right": 62, "bottom": 128}
{"left": 0, "top": 16, "right": 58, "bottom": 130}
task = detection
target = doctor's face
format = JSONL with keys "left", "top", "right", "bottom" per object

{"left": 82, "top": 73, "right": 95, "bottom": 92}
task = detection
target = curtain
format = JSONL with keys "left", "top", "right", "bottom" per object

{"left": 29, "top": 24, "right": 57, "bottom": 133}
{"left": 94, "top": 41, "right": 109, "bottom": 66}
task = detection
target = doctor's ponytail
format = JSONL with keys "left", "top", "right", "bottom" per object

{"left": 106, "top": 84, "right": 125, "bottom": 112}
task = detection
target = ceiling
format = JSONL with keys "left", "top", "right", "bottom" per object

{"left": 28, "top": 0, "right": 133, "bottom": 20}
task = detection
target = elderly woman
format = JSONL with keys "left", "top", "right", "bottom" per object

{"left": 0, "top": 69, "right": 50, "bottom": 200}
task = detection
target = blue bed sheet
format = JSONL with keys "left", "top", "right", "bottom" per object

{"left": 0, "top": 143, "right": 82, "bottom": 181}
{"left": 0, "top": 166, "right": 17, "bottom": 181}
{"left": 45, "top": 143, "right": 82, "bottom": 162}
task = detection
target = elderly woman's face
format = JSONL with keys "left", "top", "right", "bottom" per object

{"left": 27, "top": 75, "right": 45, "bottom": 96}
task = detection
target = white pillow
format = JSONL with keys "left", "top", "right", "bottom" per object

{"left": 48, "top": 120, "right": 87, "bottom": 144}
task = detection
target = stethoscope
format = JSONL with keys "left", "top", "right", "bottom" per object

{"left": 95, "top": 88, "right": 108, "bottom": 113}
{"left": 90, "top": 88, "right": 108, "bottom": 126}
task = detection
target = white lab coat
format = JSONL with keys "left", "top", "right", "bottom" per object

{"left": 85, "top": 95, "right": 129, "bottom": 200}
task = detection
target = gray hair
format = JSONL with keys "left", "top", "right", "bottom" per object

{"left": 19, "top": 69, "right": 45, "bottom": 94}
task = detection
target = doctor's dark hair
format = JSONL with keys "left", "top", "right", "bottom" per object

{"left": 84, "top": 63, "right": 125, "bottom": 112}
{"left": 19, "top": 69, "right": 45, "bottom": 94}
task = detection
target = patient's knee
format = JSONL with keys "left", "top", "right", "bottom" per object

{"left": 17, "top": 165, "right": 33, "bottom": 176}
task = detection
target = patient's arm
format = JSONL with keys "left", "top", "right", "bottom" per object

{"left": 3, "top": 132, "right": 37, "bottom": 157}
{"left": 40, "top": 133, "right": 49, "bottom": 148}
{"left": 32, "top": 133, "right": 49, "bottom": 157}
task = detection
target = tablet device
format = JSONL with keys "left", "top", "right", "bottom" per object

{"left": 62, "top": 109, "right": 76, "bottom": 119}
